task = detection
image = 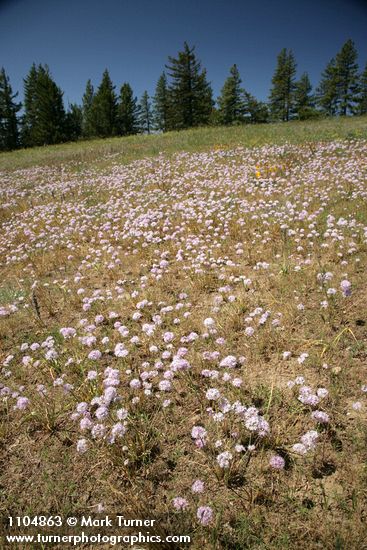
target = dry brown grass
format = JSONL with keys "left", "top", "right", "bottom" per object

{"left": 1, "top": 126, "right": 367, "bottom": 549}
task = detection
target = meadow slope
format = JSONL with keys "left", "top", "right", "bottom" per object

{"left": 1, "top": 120, "right": 367, "bottom": 549}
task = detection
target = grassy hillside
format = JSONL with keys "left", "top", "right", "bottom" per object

{"left": 1, "top": 119, "right": 367, "bottom": 549}
{"left": 1, "top": 115, "right": 367, "bottom": 172}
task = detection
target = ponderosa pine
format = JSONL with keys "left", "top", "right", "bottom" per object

{"left": 0, "top": 67, "right": 21, "bottom": 151}
{"left": 217, "top": 64, "right": 246, "bottom": 125}
{"left": 90, "top": 69, "right": 117, "bottom": 137}
{"left": 166, "top": 42, "right": 213, "bottom": 129}
{"left": 152, "top": 72, "right": 170, "bottom": 132}
{"left": 138, "top": 91, "right": 152, "bottom": 134}
{"left": 269, "top": 48, "right": 297, "bottom": 121}
{"left": 21, "top": 64, "right": 66, "bottom": 146}
{"left": 117, "top": 83, "right": 139, "bottom": 136}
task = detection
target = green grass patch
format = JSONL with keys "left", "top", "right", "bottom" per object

{"left": 1, "top": 116, "right": 367, "bottom": 172}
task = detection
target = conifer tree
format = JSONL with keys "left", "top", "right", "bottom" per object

{"left": 269, "top": 48, "right": 297, "bottom": 121}
{"left": 0, "top": 67, "right": 21, "bottom": 151}
{"left": 316, "top": 58, "right": 339, "bottom": 116}
{"left": 65, "top": 103, "right": 83, "bottom": 141}
{"left": 36, "top": 65, "right": 66, "bottom": 145}
{"left": 335, "top": 39, "right": 359, "bottom": 115}
{"left": 82, "top": 79, "right": 95, "bottom": 137}
{"left": 152, "top": 72, "right": 170, "bottom": 131}
{"left": 217, "top": 64, "right": 246, "bottom": 125}
{"left": 21, "top": 64, "right": 66, "bottom": 146}
{"left": 317, "top": 41, "right": 360, "bottom": 117}
{"left": 117, "top": 83, "right": 139, "bottom": 135}
{"left": 358, "top": 62, "right": 367, "bottom": 115}
{"left": 91, "top": 69, "right": 117, "bottom": 137}
{"left": 138, "top": 91, "right": 152, "bottom": 134}
{"left": 207, "top": 107, "right": 221, "bottom": 126}
{"left": 21, "top": 64, "right": 40, "bottom": 146}
{"left": 243, "top": 92, "right": 269, "bottom": 123}
{"left": 166, "top": 42, "right": 213, "bottom": 129}
{"left": 294, "top": 72, "right": 316, "bottom": 119}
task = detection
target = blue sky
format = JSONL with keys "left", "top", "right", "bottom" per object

{"left": 0, "top": 0, "right": 366, "bottom": 107}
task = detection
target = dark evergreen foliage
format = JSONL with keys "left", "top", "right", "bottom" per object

{"left": 317, "top": 41, "right": 360, "bottom": 116}
{"left": 207, "top": 107, "right": 222, "bottom": 126}
{"left": 165, "top": 42, "right": 213, "bottom": 129}
{"left": 217, "top": 64, "right": 246, "bottom": 125}
{"left": 152, "top": 72, "right": 170, "bottom": 132}
{"left": 335, "top": 39, "right": 359, "bottom": 115}
{"left": 81, "top": 79, "right": 95, "bottom": 138}
{"left": 294, "top": 73, "right": 317, "bottom": 119}
{"left": 0, "top": 67, "right": 21, "bottom": 151}
{"left": 2, "top": 39, "right": 366, "bottom": 152}
{"left": 358, "top": 62, "right": 367, "bottom": 115}
{"left": 138, "top": 91, "right": 152, "bottom": 134}
{"left": 117, "top": 83, "right": 139, "bottom": 136}
{"left": 269, "top": 48, "right": 297, "bottom": 121}
{"left": 90, "top": 69, "right": 117, "bottom": 137}
{"left": 21, "top": 63, "right": 38, "bottom": 147}
{"left": 65, "top": 103, "right": 83, "bottom": 141}
{"left": 316, "top": 58, "right": 339, "bottom": 116}
{"left": 243, "top": 92, "right": 269, "bottom": 123}
{"left": 21, "top": 64, "right": 66, "bottom": 147}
